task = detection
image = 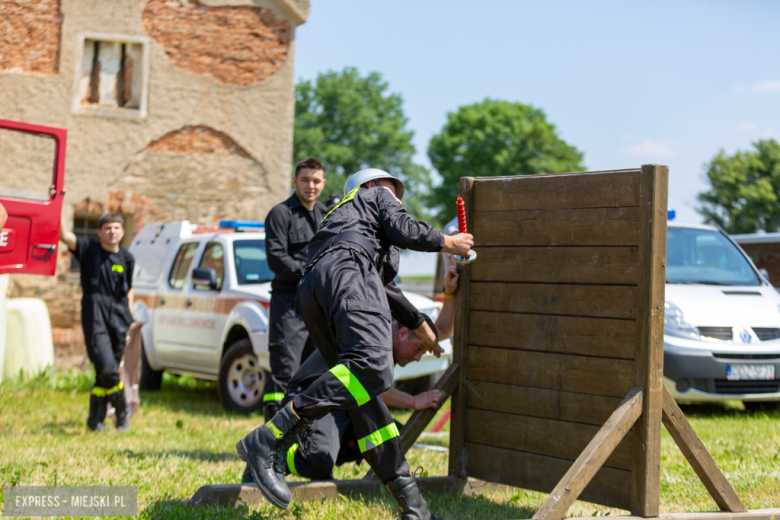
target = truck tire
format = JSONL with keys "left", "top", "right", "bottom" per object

{"left": 218, "top": 339, "right": 266, "bottom": 414}
{"left": 139, "top": 342, "right": 163, "bottom": 391}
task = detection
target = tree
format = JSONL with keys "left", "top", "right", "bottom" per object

{"left": 427, "top": 99, "right": 585, "bottom": 224}
{"left": 697, "top": 139, "right": 780, "bottom": 234}
{"left": 293, "top": 68, "right": 430, "bottom": 219}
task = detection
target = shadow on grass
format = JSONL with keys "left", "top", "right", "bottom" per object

{"left": 40, "top": 420, "right": 84, "bottom": 436}
{"left": 120, "top": 449, "right": 239, "bottom": 463}
{"left": 678, "top": 401, "right": 780, "bottom": 418}
{"left": 141, "top": 490, "right": 536, "bottom": 520}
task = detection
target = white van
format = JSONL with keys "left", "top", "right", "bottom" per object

{"left": 663, "top": 222, "right": 780, "bottom": 408}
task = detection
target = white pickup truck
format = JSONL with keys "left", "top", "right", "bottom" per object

{"left": 130, "top": 220, "right": 450, "bottom": 413}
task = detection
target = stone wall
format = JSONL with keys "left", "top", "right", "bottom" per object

{"left": 0, "top": 0, "right": 308, "bottom": 367}
{"left": 0, "top": 0, "right": 62, "bottom": 75}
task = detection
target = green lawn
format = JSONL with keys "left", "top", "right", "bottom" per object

{"left": 1, "top": 370, "right": 778, "bottom": 519}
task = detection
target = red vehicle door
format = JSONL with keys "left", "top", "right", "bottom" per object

{"left": 0, "top": 118, "right": 66, "bottom": 276}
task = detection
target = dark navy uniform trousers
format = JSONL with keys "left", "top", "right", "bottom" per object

{"left": 294, "top": 245, "right": 408, "bottom": 483}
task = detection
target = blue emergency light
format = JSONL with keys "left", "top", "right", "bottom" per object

{"left": 668, "top": 209, "right": 676, "bottom": 220}
{"left": 219, "top": 220, "right": 265, "bottom": 229}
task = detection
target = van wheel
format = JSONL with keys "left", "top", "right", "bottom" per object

{"left": 218, "top": 339, "right": 266, "bottom": 414}
{"left": 139, "top": 341, "right": 163, "bottom": 391}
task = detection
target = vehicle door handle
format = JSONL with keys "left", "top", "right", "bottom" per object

{"left": 185, "top": 299, "right": 193, "bottom": 308}
{"left": 33, "top": 244, "right": 57, "bottom": 251}
{"left": 158, "top": 298, "right": 165, "bottom": 307}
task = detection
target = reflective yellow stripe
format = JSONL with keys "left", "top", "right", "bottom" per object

{"left": 358, "top": 423, "right": 400, "bottom": 453}
{"left": 263, "top": 393, "right": 285, "bottom": 403}
{"left": 266, "top": 422, "right": 283, "bottom": 439}
{"left": 286, "top": 443, "right": 300, "bottom": 476}
{"left": 92, "top": 381, "right": 123, "bottom": 397}
{"left": 321, "top": 187, "right": 359, "bottom": 225}
{"left": 329, "top": 364, "right": 370, "bottom": 406}
{"left": 111, "top": 264, "right": 124, "bottom": 273}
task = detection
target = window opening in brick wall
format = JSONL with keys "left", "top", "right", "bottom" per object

{"left": 73, "top": 33, "right": 149, "bottom": 117}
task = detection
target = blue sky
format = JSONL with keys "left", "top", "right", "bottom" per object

{"left": 294, "top": 1, "right": 780, "bottom": 228}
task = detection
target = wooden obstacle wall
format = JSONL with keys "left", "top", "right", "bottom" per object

{"left": 449, "top": 166, "right": 668, "bottom": 514}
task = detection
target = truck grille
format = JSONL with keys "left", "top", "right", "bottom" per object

{"left": 752, "top": 328, "right": 780, "bottom": 341}
{"left": 698, "top": 327, "right": 732, "bottom": 340}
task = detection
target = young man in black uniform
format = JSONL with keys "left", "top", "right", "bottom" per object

{"left": 236, "top": 169, "right": 473, "bottom": 519}
{"left": 240, "top": 265, "right": 460, "bottom": 482}
{"left": 60, "top": 212, "right": 135, "bottom": 432}
{"left": 262, "top": 158, "right": 327, "bottom": 420}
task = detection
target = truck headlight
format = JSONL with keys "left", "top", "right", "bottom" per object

{"left": 664, "top": 302, "right": 700, "bottom": 339}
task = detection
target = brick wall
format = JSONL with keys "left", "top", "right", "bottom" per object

{"left": 142, "top": 0, "right": 291, "bottom": 85}
{"left": 0, "top": 0, "right": 62, "bottom": 75}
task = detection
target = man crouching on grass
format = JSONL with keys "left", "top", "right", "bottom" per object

{"left": 60, "top": 212, "right": 135, "bottom": 432}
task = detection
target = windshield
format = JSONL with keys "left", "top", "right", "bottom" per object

{"left": 666, "top": 228, "right": 759, "bottom": 286}
{"left": 233, "top": 240, "right": 274, "bottom": 285}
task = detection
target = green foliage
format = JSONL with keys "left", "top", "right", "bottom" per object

{"left": 427, "top": 99, "right": 585, "bottom": 224}
{"left": 294, "top": 67, "right": 431, "bottom": 219}
{"left": 697, "top": 139, "right": 780, "bottom": 234}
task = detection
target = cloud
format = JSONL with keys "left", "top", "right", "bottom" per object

{"left": 751, "top": 80, "right": 780, "bottom": 93}
{"left": 738, "top": 121, "right": 757, "bottom": 132}
{"left": 622, "top": 140, "right": 675, "bottom": 158}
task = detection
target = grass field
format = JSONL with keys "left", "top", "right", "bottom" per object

{"left": 1, "top": 369, "right": 779, "bottom": 519}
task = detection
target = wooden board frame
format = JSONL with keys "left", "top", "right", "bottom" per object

{"left": 191, "top": 166, "right": 772, "bottom": 520}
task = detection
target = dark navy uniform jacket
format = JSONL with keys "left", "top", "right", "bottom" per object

{"left": 265, "top": 193, "right": 326, "bottom": 292}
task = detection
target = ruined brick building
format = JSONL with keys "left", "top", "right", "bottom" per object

{"left": 0, "top": 0, "right": 310, "bottom": 365}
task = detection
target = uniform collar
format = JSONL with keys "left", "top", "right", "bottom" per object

{"left": 288, "top": 193, "right": 326, "bottom": 213}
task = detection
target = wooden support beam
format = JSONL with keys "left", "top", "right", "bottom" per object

{"left": 363, "top": 363, "right": 460, "bottom": 481}
{"left": 449, "top": 176, "right": 475, "bottom": 480}
{"left": 532, "top": 387, "right": 644, "bottom": 520}
{"left": 188, "top": 477, "right": 511, "bottom": 508}
{"left": 661, "top": 387, "right": 747, "bottom": 513}
{"left": 631, "top": 164, "right": 668, "bottom": 517}
{"left": 565, "top": 510, "right": 780, "bottom": 520}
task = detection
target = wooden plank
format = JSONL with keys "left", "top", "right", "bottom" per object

{"left": 467, "top": 347, "right": 635, "bottom": 398}
{"left": 470, "top": 246, "right": 639, "bottom": 285}
{"left": 449, "top": 176, "right": 474, "bottom": 480}
{"left": 465, "top": 442, "right": 632, "bottom": 511}
{"left": 662, "top": 387, "right": 747, "bottom": 513}
{"left": 469, "top": 311, "right": 637, "bottom": 359}
{"left": 567, "top": 511, "right": 780, "bottom": 520}
{"left": 472, "top": 170, "right": 641, "bottom": 212}
{"left": 464, "top": 408, "right": 634, "bottom": 471}
{"left": 533, "top": 387, "right": 643, "bottom": 520}
{"left": 465, "top": 381, "right": 625, "bottom": 426}
{"left": 363, "top": 363, "right": 460, "bottom": 481}
{"left": 472, "top": 207, "right": 640, "bottom": 247}
{"left": 631, "top": 164, "right": 669, "bottom": 517}
{"left": 470, "top": 282, "right": 637, "bottom": 320}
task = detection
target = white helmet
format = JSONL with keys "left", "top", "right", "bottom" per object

{"left": 344, "top": 168, "right": 405, "bottom": 200}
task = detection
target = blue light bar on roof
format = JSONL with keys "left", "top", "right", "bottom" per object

{"left": 220, "top": 220, "right": 264, "bottom": 229}
{"left": 668, "top": 209, "right": 676, "bottom": 220}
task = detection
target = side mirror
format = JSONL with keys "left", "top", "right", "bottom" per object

{"left": 192, "top": 267, "right": 218, "bottom": 290}
{"left": 759, "top": 268, "right": 771, "bottom": 284}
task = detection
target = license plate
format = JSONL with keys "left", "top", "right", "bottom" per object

{"left": 727, "top": 364, "right": 775, "bottom": 381}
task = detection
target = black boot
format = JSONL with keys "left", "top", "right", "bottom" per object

{"left": 386, "top": 475, "right": 444, "bottom": 520}
{"left": 241, "top": 462, "right": 254, "bottom": 484}
{"left": 109, "top": 390, "right": 131, "bottom": 432}
{"left": 235, "top": 402, "right": 312, "bottom": 509}
{"left": 87, "top": 393, "right": 107, "bottom": 432}
{"left": 263, "top": 401, "right": 279, "bottom": 423}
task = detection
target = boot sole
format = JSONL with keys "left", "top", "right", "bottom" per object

{"left": 236, "top": 439, "right": 290, "bottom": 510}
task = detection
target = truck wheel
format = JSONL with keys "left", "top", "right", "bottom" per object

{"left": 218, "top": 339, "right": 266, "bottom": 414}
{"left": 139, "top": 341, "right": 163, "bottom": 391}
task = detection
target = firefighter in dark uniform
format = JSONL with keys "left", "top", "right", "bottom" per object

{"left": 240, "top": 265, "right": 460, "bottom": 482}
{"left": 262, "top": 158, "right": 327, "bottom": 420}
{"left": 59, "top": 212, "right": 135, "bottom": 432}
{"left": 236, "top": 169, "right": 473, "bottom": 519}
